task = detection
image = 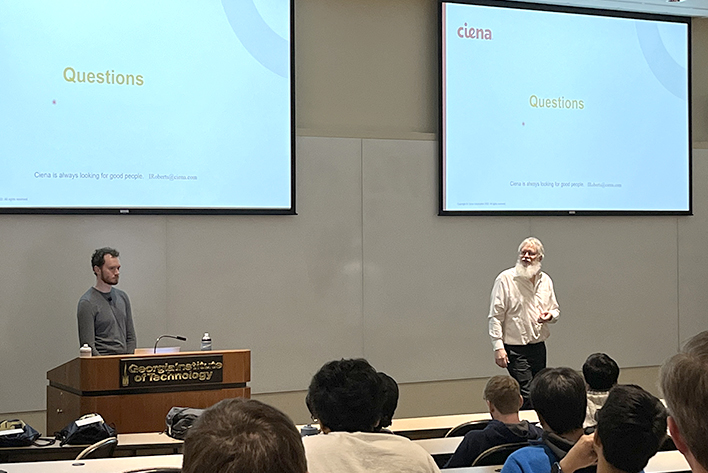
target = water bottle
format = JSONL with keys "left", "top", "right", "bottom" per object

{"left": 201, "top": 332, "right": 212, "bottom": 351}
{"left": 80, "top": 344, "right": 92, "bottom": 358}
{"left": 300, "top": 424, "right": 320, "bottom": 436}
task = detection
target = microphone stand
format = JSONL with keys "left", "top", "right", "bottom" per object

{"left": 154, "top": 335, "right": 187, "bottom": 353}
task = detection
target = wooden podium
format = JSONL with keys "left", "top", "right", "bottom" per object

{"left": 46, "top": 349, "right": 250, "bottom": 434}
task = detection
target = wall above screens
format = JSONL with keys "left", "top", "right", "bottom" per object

{"left": 439, "top": 0, "right": 692, "bottom": 216}
{"left": 0, "top": 0, "right": 295, "bottom": 215}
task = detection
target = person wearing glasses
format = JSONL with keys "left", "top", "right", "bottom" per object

{"left": 488, "top": 237, "right": 560, "bottom": 409}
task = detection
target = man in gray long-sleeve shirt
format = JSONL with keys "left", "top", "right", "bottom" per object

{"left": 77, "top": 247, "right": 136, "bottom": 356}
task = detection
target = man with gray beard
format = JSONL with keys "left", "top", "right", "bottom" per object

{"left": 488, "top": 237, "right": 559, "bottom": 409}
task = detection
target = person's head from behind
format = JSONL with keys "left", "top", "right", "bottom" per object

{"left": 307, "top": 358, "right": 382, "bottom": 433}
{"left": 484, "top": 375, "right": 523, "bottom": 417}
{"left": 595, "top": 385, "right": 667, "bottom": 473}
{"left": 530, "top": 367, "right": 586, "bottom": 436}
{"left": 182, "top": 398, "right": 307, "bottom": 473}
{"left": 376, "top": 372, "right": 399, "bottom": 431}
{"left": 582, "top": 353, "right": 619, "bottom": 392}
{"left": 660, "top": 330, "right": 708, "bottom": 473}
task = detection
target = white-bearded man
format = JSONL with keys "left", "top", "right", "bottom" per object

{"left": 488, "top": 237, "right": 559, "bottom": 409}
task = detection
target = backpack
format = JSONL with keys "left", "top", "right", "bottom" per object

{"left": 165, "top": 407, "right": 204, "bottom": 440}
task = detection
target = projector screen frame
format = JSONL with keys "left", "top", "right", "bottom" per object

{"left": 438, "top": 0, "right": 693, "bottom": 217}
{"left": 0, "top": 0, "right": 297, "bottom": 216}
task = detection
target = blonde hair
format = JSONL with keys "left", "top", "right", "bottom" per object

{"left": 660, "top": 331, "right": 708, "bottom": 471}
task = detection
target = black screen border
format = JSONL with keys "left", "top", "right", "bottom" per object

{"left": 438, "top": 0, "right": 693, "bottom": 217}
{"left": 1, "top": 0, "right": 297, "bottom": 216}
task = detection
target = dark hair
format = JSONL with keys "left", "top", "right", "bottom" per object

{"left": 91, "top": 247, "right": 119, "bottom": 270}
{"left": 582, "top": 353, "right": 620, "bottom": 391}
{"left": 307, "top": 358, "right": 383, "bottom": 432}
{"left": 530, "top": 367, "right": 586, "bottom": 435}
{"left": 376, "top": 372, "right": 399, "bottom": 430}
{"left": 660, "top": 331, "right": 708, "bottom": 471}
{"left": 182, "top": 398, "right": 307, "bottom": 473}
{"left": 597, "top": 385, "right": 667, "bottom": 473}
{"left": 484, "top": 375, "right": 521, "bottom": 415}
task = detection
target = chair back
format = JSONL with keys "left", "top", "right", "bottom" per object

{"left": 471, "top": 441, "right": 529, "bottom": 466}
{"left": 74, "top": 436, "right": 118, "bottom": 460}
{"left": 445, "top": 419, "right": 490, "bottom": 437}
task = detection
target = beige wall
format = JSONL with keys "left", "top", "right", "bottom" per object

{"left": 0, "top": 3, "right": 704, "bottom": 434}
{"left": 295, "top": 0, "right": 437, "bottom": 139}
{"left": 4, "top": 365, "right": 660, "bottom": 434}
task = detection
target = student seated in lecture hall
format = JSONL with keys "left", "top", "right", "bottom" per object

{"left": 303, "top": 358, "right": 441, "bottom": 473}
{"left": 181, "top": 397, "right": 307, "bottom": 473}
{"left": 581, "top": 353, "right": 619, "bottom": 428}
{"left": 444, "top": 375, "right": 543, "bottom": 468}
{"left": 660, "top": 330, "right": 708, "bottom": 473}
{"left": 501, "top": 367, "right": 594, "bottom": 473}
{"left": 550, "top": 384, "right": 667, "bottom": 473}
{"left": 374, "top": 371, "right": 399, "bottom": 433}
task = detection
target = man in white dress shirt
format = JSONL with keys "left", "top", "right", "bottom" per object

{"left": 488, "top": 237, "right": 560, "bottom": 408}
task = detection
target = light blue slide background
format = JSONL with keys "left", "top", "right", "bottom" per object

{"left": 443, "top": 2, "right": 689, "bottom": 212}
{"left": 0, "top": 0, "right": 291, "bottom": 209}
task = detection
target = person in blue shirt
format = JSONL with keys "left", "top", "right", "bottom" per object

{"left": 543, "top": 384, "right": 667, "bottom": 473}
{"left": 501, "top": 367, "right": 592, "bottom": 473}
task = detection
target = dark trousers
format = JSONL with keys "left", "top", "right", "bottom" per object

{"left": 505, "top": 341, "right": 547, "bottom": 410}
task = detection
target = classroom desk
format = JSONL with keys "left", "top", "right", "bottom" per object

{"left": 419, "top": 446, "right": 690, "bottom": 473}
{"left": 0, "top": 450, "right": 690, "bottom": 473}
{"left": 297, "top": 411, "right": 540, "bottom": 440}
{"left": 415, "top": 436, "right": 464, "bottom": 456}
{"left": 0, "top": 432, "right": 182, "bottom": 463}
{"left": 390, "top": 410, "right": 539, "bottom": 440}
{"left": 0, "top": 453, "right": 182, "bottom": 473}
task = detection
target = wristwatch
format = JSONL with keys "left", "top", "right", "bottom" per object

{"left": 552, "top": 462, "right": 563, "bottom": 473}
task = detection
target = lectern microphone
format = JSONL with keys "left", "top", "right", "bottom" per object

{"left": 154, "top": 335, "right": 187, "bottom": 353}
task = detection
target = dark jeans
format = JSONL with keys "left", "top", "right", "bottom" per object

{"left": 505, "top": 341, "right": 547, "bottom": 410}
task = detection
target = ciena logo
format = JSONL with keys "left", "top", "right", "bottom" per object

{"left": 457, "top": 23, "right": 492, "bottom": 40}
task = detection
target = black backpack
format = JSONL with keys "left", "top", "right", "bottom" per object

{"left": 56, "top": 413, "right": 117, "bottom": 446}
{"left": 165, "top": 407, "right": 204, "bottom": 440}
{"left": 0, "top": 419, "right": 41, "bottom": 447}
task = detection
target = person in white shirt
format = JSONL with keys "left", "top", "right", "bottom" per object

{"left": 488, "top": 237, "right": 560, "bottom": 408}
{"left": 303, "top": 358, "right": 440, "bottom": 473}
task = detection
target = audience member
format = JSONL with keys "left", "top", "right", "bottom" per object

{"left": 181, "top": 398, "right": 307, "bottom": 473}
{"left": 660, "top": 330, "right": 708, "bottom": 473}
{"left": 582, "top": 353, "right": 619, "bottom": 428}
{"left": 303, "top": 358, "right": 440, "bottom": 473}
{"left": 553, "top": 384, "right": 667, "bottom": 473}
{"left": 444, "top": 375, "right": 543, "bottom": 468}
{"left": 501, "top": 367, "right": 592, "bottom": 473}
{"left": 375, "top": 371, "right": 399, "bottom": 433}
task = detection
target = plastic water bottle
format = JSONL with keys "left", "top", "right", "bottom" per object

{"left": 80, "top": 344, "right": 92, "bottom": 358}
{"left": 201, "top": 333, "right": 212, "bottom": 351}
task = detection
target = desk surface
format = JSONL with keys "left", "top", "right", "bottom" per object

{"left": 0, "top": 433, "right": 182, "bottom": 463}
{"left": 417, "top": 443, "right": 689, "bottom": 473}
{"left": 0, "top": 453, "right": 183, "bottom": 473}
{"left": 415, "top": 436, "right": 464, "bottom": 456}
{"left": 0, "top": 449, "right": 691, "bottom": 473}
{"left": 390, "top": 410, "right": 539, "bottom": 440}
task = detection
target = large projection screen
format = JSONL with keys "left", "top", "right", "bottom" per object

{"left": 0, "top": 0, "right": 294, "bottom": 214}
{"left": 440, "top": 0, "right": 691, "bottom": 216}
